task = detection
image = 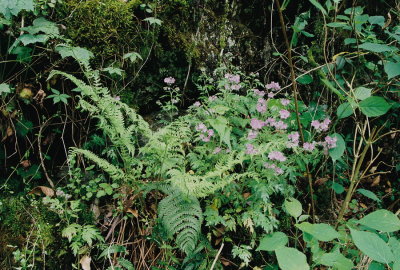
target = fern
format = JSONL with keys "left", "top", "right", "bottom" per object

{"left": 158, "top": 189, "right": 203, "bottom": 255}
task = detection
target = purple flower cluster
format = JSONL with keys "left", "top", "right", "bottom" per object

{"left": 324, "top": 136, "right": 337, "bottom": 149}
{"left": 209, "top": 95, "right": 218, "bottom": 102}
{"left": 266, "top": 81, "right": 281, "bottom": 91}
{"left": 287, "top": 132, "right": 300, "bottom": 147}
{"left": 245, "top": 143, "right": 258, "bottom": 155}
{"left": 253, "top": 89, "right": 265, "bottom": 97}
{"left": 247, "top": 130, "right": 258, "bottom": 140}
{"left": 256, "top": 98, "right": 267, "bottom": 113}
{"left": 225, "top": 73, "right": 241, "bottom": 91}
{"left": 250, "top": 118, "right": 265, "bottom": 130}
{"left": 196, "top": 123, "right": 214, "bottom": 142}
{"left": 279, "top": 109, "right": 290, "bottom": 119}
{"left": 164, "top": 77, "right": 175, "bottom": 85}
{"left": 311, "top": 118, "right": 331, "bottom": 132}
{"left": 264, "top": 163, "right": 284, "bottom": 175}
{"left": 268, "top": 151, "right": 286, "bottom": 162}
{"left": 281, "top": 99, "right": 290, "bottom": 106}
{"left": 193, "top": 101, "right": 201, "bottom": 107}
{"left": 303, "top": 142, "right": 315, "bottom": 151}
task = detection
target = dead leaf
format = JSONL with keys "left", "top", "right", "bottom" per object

{"left": 126, "top": 208, "right": 139, "bottom": 218}
{"left": 315, "top": 178, "right": 328, "bottom": 186}
{"left": 387, "top": 181, "right": 392, "bottom": 187}
{"left": 371, "top": 175, "right": 380, "bottom": 187}
{"left": 369, "top": 166, "right": 377, "bottom": 173}
{"left": 80, "top": 255, "right": 91, "bottom": 270}
{"left": 221, "top": 258, "right": 230, "bottom": 266}
{"left": 7, "top": 127, "right": 13, "bottom": 137}
{"left": 20, "top": 160, "right": 31, "bottom": 168}
{"left": 360, "top": 203, "right": 367, "bottom": 209}
{"left": 28, "top": 186, "right": 55, "bottom": 197}
{"left": 242, "top": 192, "right": 251, "bottom": 199}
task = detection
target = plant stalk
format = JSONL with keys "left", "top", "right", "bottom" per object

{"left": 275, "top": 0, "right": 316, "bottom": 222}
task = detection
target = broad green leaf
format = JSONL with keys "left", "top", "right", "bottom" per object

{"left": 368, "top": 16, "right": 385, "bottom": 26}
{"left": 308, "top": 0, "right": 327, "bottom": 15}
{"left": 0, "top": 0, "right": 35, "bottom": 19}
{"left": 275, "top": 247, "right": 309, "bottom": 270}
{"left": 296, "top": 222, "right": 340, "bottom": 242}
{"left": 384, "top": 62, "right": 400, "bottom": 79}
{"left": 358, "top": 210, "right": 400, "bottom": 232}
{"left": 284, "top": 198, "right": 302, "bottom": 218}
{"left": 297, "top": 74, "right": 313, "bottom": 85}
{"left": 354, "top": 87, "right": 372, "bottom": 100}
{"left": 103, "top": 67, "right": 124, "bottom": 77}
{"left": 350, "top": 229, "right": 394, "bottom": 264}
{"left": 123, "top": 52, "right": 143, "bottom": 63}
{"left": 358, "top": 42, "right": 397, "bottom": 53}
{"left": 257, "top": 232, "right": 288, "bottom": 251}
{"left": 19, "top": 34, "right": 48, "bottom": 46}
{"left": 56, "top": 45, "right": 94, "bottom": 65}
{"left": 337, "top": 102, "right": 354, "bottom": 119}
{"left": 208, "top": 116, "right": 231, "bottom": 148}
{"left": 318, "top": 252, "right": 354, "bottom": 270}
{"left": 143, "top": 17, "right": 162, "bottom": 26}
{"left": 393, "top": 260, "right": 400, "bottom": 270}
{"left": 357, "top": 189, "right": 381, "bottom": 202}
{"left": 332, "top": 182, "right": 345, "bottom": 194}
{"left": 368, "top": 262, "right": 385, "bottom": 270}
{"left": 329, "top": 133, "right": 345, "bottom": 162}
{"left": 10, "top": 46, "right": 32, "bottom": 62}
{"left": 359, "top": 96, "right": 391, "bottom": 117}
{"left": 327, "top": 22, "right": 348, "bottom": 28}
{"left": 21, "top": 17, "right": 59, "bottom": 35}
{"left": 388, "top": 238, "right": 400, "bottom": 258}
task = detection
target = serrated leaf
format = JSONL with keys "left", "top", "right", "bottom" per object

{"left": 0, "top": 0, "right": 35, "bottom": 19}
{"left": 19, "top": 34, "right": 48, "bottom": 46}
{"left": 56, "top": 45, "right": 94, "bottom": 65}
{"left": 296, "top": 222, "right": 340, "bottom": 242}
{"left": 297, "top": 74, "right": 313, "bottom": 85}
{"left": 0, "top": 83, "right": 12, "bottom": 95}
{"left": 257, "top": 232, "right": 288, "bottom": 251}
{"left": 354, "top": 87, "right": 371, "bottom": 100}
{"left": 357, "top": 188, "right": 381, "bottom": 202}
{"left": 359, "top": 96, "right": 391, "bottom": 117}
{"left": 284, "top": 198, "right": 302, "bottom": 218}
{"left": 384, "top": 62, "right": 400, "bottom": 79}
{"left": 21, "top": 17, "right": 59, "bottom": 35}
{"left": 337, "top": 102, "right": 354, "bottom": 119}
{"left": 329, "top": 133, "right": 345, "bottom": 162}
{"left": 350, "top": 229, "right": 394, "bottom": 264}
{"left": 357, "top": 210, "right": 400, "bottom": 232}
{"left": 275, "top": 247, "right": 309, "bottom": 270}
{"left": 368, "top": 16, "right": 385, "bottom": 26}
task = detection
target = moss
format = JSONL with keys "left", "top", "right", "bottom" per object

{"left": 63, "top": 0, "right": 143, "bottom": 58}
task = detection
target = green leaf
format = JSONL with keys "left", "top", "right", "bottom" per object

{"left": 327, "top": 22, "right": 348, "bottom": 28}
{"left": 358, "top": 42, "right": 397, "bottom": 53}
{"left": 357, "top": 189, "right": 381, "bottom": 202}
{"left": 384, "top": 62, "right": 400, "bottom": 79}
{"left": 297, "top": 74, "right": 313, "bottom": 85}
{"left": 275, "top": 247, "right": 309, "bottom": 270}
{"left": 329, "top": 133, "right": 345, "bottom": 162}
{"left": 208, "top": 116, "right": 231, "bottom": 148}
{"left": 296, "top": 222, "right": 340, "bottom": 242}
{"left": 10, "top": 46, "right": 32, "bottom": 62}
{"left": 318, "top": 252, "right": 354, "bottom": 270}
{"left": 394, "top": 260, "right": 400, "bottom": 270}
{"left": 143, "top": 17, "right": 162, "bottom": 26}
{"left": 19, "top": 34, "right": 48, "bottom": 46}
{"left": 332, "top": 182, "right": 345, "bottom": 194}
{"left": 337, "top": 102, "right": 354, "bottom": 119}
{"left": 359, "top": 96, "right": 391, "bottom": 117}
{"left": 368, "top": 16, "right": 385, "bottom": 26}
{"left": 103, "top": 67, "right": 124, "bottom": 77}
{"left": 257, "top": 232, "right": 288, "bottom": 251}
{"left": 0, "top": 0, "right": 35, "bottom": 19}
{"left": 56, "top": 45, "right": 94, "bottom": 64}
{"left": 117, "top": 258, "right": 135, "bottom": 270}
{"left": 389, "top": 238, "right": 400, "bottom": 258}
{"left": 350, "top": 229, "right": 394, "bottom": 264}
{"left": 21, "top": 17, "right": 59, "bottom": 35}
{"left": 357, "top": 210, "right": 400, "bottom": 232}
{"left": 0, "top": 83, "right": 12, "bottom": 95}
{"left": 123, "top": 52, "right": 142, "bottom": 63}
{"left": 284, "top": 198, "right": 302, "bottom": 218}
{"left": 354, "top": 87, "right": 372, "bottom": 100}
{"left": 308, "top": 0, "right": 327, "bottom": 15}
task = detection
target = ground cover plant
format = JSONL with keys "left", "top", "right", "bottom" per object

{"left": 0, "top": 0, "right": 400, "bottom": 269}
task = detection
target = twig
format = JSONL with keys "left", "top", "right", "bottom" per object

{"left": 210, "top": 243, "right": 224, "bottom": 270}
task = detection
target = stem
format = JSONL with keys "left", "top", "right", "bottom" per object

{"left": 275, "top": 0, "right": 316, "bottom": 222}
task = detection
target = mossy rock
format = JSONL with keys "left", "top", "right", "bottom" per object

{"left": 63, "top": 0, "right": 143, "bottom": 59}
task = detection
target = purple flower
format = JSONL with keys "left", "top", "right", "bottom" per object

{"left": 193, "top": 101, "right": 201, "bottom": 107}
{"left": 196, "top": 123, "right": 207, "bottom": 132}
{"left": 281, "top": 99, "right": 290, "bottom": 106}
{"left": 247, "top": 130, "right": 258, "bottom": 140}
{"left": 253, "top": 89, "right": 265, "bottom": 97}
{"left": 257, "top": 103, "right": 267, "bottom": 113}
{"left": 268, "top": 151, "right": 286, "bottom": 162}
{"left": 225, "top": 73, "right": 240, "bottom": 84}
{"left": 209, "top": 95, "right": 218, "bottom": 101}
{"left": 207, "top": 129, "right": 214, "bottom": 137}
{"left": 279, "top": 109, "right": 290, "bottom": 119}
{"left": 231, "top": 84, "right": 241, "bottom": 91}
{"left": 273, "top": 120, "right": 288, "bottom": 130}
{"left": 265, "top": 117, "right": 276, "bottom": 126}
{"left": 268, "top": 92, "right": 275, "bottom": 98}
{"left": 325, "top": 136, "right": 337, "bottom": 149}
{"left": 164, "top": 77, "right": 175, "bottom": 85}
{"left": 213, "top": 147, "right": 222, "bottom": 154}
{"left": 303, "top": 142, "right": 315, "bottom": 151}
{"left": 250, "top": 118, "right": 265, "bottom": 130}
{"left": 200, "top": 134, "right": 210, "bottom": 142}
{"left": 287, "top": 132, "right": 300, "bottom": 147}
{"left": 245, "top": 144, "right": 258, "bottom": 155}
{"left": 114, "top": 96, "right": 121, "bottom": 101}
{"left": 275, "top": 167, "right": 284, "bottom": 175}
{"left": 311, "top": 120, "right": 320, "bottom": 130}
{"left": 311, "top": 118, "right": 331, "bottom": 132}
{"left": 266, "top": 81, "right": 281, "bottom": 91}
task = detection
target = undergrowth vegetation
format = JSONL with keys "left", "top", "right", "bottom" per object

{"left": 1, "top": 0, "right": 400, "bottom": 269}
